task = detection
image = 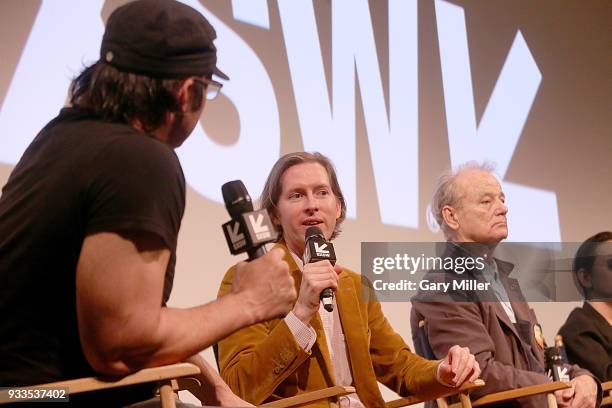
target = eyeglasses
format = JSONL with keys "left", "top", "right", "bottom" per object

{"left": 193, "top": 77, "right": 223, "bottom": 101}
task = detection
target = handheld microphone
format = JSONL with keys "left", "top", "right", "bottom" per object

{"left": 221, "top": 180, "right": 277, "bottom": 260}
{"left": 544, "top": 346, "right": 569, "bottom": 381}
{"left": 545, "top": 336, "right": 570, "bottom": 382}
{"left": 303, "top": 226, "right": 336, "bottom": 312}
{"left": 554, "top": 335, "right": 569, "bottom": 363}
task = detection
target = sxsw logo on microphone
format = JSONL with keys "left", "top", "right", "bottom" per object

{"left": 222, "top": 211, "right": 276, "bottom": 256}
{"left": 547, "top": 366, "right": 569, "bottom": 382}
{"left": 243, "top": 209, "right": 278, "bottom": 246}
{"left": 227, "top": 221, "right": 246, "bottom": 247}
{"left": 304, "top": 239, "right": 336, "bottom": 265}
{"left": 223, "top": 220, "right": 246, "bottom": 253}
{"left": 314, "top": 242, "right": 331, "bottom": 258}
{"left": 247, "top": 213, "right": 272, "bottom": 240}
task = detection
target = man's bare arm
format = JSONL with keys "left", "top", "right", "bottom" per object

{"left": 76, "top": 231, "right": 294, "bottom": 375}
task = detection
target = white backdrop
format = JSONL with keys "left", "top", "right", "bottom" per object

{"left": 1, "top": 0, "right": 610, "bottom": 404}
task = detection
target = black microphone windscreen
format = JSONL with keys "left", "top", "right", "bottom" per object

{"left": 305, "top": 226, "right": 324, "bottom": 240}
{"left": 222, "top": 180, "right": 254, "bottom": 218}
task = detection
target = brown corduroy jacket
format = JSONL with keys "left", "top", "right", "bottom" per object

{"left": 217, "top": 242, "right": 449, "bottom": 408}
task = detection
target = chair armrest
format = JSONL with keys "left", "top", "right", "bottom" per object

{"left": 470, "top": 381, "right": 570, "bottom": 407}
{"left": 385, "top": 380, "right": 485, "bottom": 408}
{"left": 259, "top": 385, "right": 356, "bottom": 408}
{"left": 0, "top": 362, "right": 201, "bottom": 403}
{"left": 174, "top": 377, "right": 207, "bottom": 403}
{"left": 601, "top": 381, "right": 612, "bottom": 407}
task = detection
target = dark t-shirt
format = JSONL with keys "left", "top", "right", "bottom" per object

{"left": 0, "top": 108, "right": 185, "bottom": 405}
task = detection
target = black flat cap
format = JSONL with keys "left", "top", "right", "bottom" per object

{"left": 101, "top": 0, "right": 228, "bottom": 80}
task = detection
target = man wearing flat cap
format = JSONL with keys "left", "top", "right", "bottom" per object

{"left": 0, "top": 1, "right": 295, "bottom": 406}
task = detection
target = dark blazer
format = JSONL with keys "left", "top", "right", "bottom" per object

{"left": 411, "top": 243, "right": 597, "bottom": 408}
{"left": 559, "top": 302, "right": 612, "bottom": 382}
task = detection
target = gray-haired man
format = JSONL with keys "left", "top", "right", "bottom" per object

{"left": 412, "top": 163, "right": 600, "bottom": 408}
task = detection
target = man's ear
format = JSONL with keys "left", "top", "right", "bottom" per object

{"left": 442, "top": 205, "right": 459, "bottom": 231}
{"left": 176, "top": 78, "right": 195, "bottom": 113}
{"left": 270, "top": 210, "right": 280, "bottom": 227}
{"left": 270, "top": 211, "right": 284, "bottom": 238}
{"left": 576, "top": 268, "right": 593, "bottom": 291}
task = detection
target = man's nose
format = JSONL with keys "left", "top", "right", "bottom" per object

{"left": 304, "top": 193, "right": 318, "bottom": 212}
{"left": 496, "top": 200, "right": 508, "bottom": 215}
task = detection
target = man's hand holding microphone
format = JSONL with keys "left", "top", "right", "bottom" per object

{"left": 222, "top": 180, "right": 296, "bottom": 324}
{"left": 292, "top": 226, "right": 342, "bottom": 324}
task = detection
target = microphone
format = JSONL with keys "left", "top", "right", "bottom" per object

{"left": 544, "top": 335, "right": 570, "bottom": 382}
{"left": 221, "top": 180, "right": 277, "bottom": 260}
{"left": 554, "top": 335, "right": 569, "bottom": 363}
{"left": 544, "top": 346, "right": 569, "bottom": 381}
{"left": 303, "top": 226, "right": 336, "bottom": 312}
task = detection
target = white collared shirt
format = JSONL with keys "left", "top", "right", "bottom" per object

{"left": 284, "top": 251, "right": 365, "bottom": 408}
{"left": 481, "top": 260, "right": 516, "bottom": 323}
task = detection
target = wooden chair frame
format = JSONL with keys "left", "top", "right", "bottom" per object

{"left": 602, "top": 380, "right": 612, "bottom": 407}
{"left": 0, "top": 363, "right": 356, "bottom": 408}
{"left": 410, "top": 319, "right": 572, "bottom": 408}
{"left": 0, "top": 363, "right": 200, "bottom": 408}
{"left": 386, "top": 380, "right": 570, "bottom": 408}
{"left": 386, "top": 379, "right": 485, "bottom": 408}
